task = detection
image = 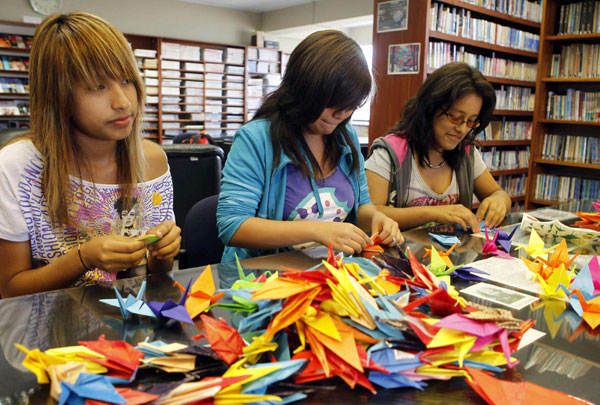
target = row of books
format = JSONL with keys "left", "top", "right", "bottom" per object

{"left": 550, "top": 43, "right": 600, "bottom": 78}
{"left": 557, "top": 1, "right": 600, "bottom": 35}
{"left": 481, "top": 119, "right": 532, "bottom": 141}
{"left": 546, "top": 90, "right": 600, "bottom": 122}
{"left": 0, "top": 56, "right": 28, "bottom": 72}
{"left": 495, "top": 85, "right": 534, "bottom": 111}
{"left": 480, "top": 146, "right": 530, "bottom": 170}
{"left": 534, "top": 174, "right": 600, "bottom": 202}
{"left": 496, "top": 173, "right": 527, "bottom": 196}
{"left": 0, "top": 34, "right": 32, "bottom": 50}
{"left": 427, "top": 42, "right": 537, "bottom": 81}
{"left": 0, "top": 78, "right": 28, "bottom": 94}
{"left": 430, "top": 3, "right": 540, "bottom": 52}
{"left": 541, "top": 134, "right": 600, "bottom": 164}
{"left": 461, "top": 0, "right": 542, "bottom": 22}
{"left": 248, "top": 48, "right": 279, "bottom": 62}
{"left": 0, "top": 100, "right": 28, "bottom": 116}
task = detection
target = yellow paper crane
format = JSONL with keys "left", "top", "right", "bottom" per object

{"left": 516, "top": 228, "right": 557, "bottom": 260}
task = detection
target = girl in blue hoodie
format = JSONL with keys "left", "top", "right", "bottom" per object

{"left": 217, "top": 30, "right": 402, "bottom": 262}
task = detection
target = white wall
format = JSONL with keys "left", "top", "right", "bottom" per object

{"left": 261, "top": 0, "right": 373, "bottom": 32}
{"left": 1, "top": 0, "right": 260, "bottom": 45}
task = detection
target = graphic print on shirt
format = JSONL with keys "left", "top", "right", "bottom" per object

{"left": 17, "top": 153, "right": 173, "bottom": 286}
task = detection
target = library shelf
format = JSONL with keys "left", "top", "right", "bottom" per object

{"left": 428, "top": 31, "right": 538, "bottom": 58}
{"left": 542, "top": 78, "right": 600, "bottom": 83}
{"left": 478, "top": 140, "right": 531, "bottom": 147}
{"left": 0, "top": 115, "right": 28, "bottom": 119}
{"left": 485, "top": 76, "right": 536, "bottom": 87}
{"left": 489, "top": 168, "right": 529, "bottom": 176}
{"left": 435, "top": 0, "right": 541, "bottom": 29}
{"left": 529, "top": 198, "right": 558, "bottom": 206}
{"left": 525, "top": 0, "right": 600, "bottom": 208}
{"left": 537, "top": 119, "right": 600, "bottom": 126}
{"left": 0, "top": 70, "right": 28, "bottom": 76}
{"left": 546, "top": 33, "right": 600, "bottom": 43}
{"left": 0, "top": 48, "right": 30, "bottom": 55}
{"left": 533, "top": 158, "right": 600, "bottom": 170}
{"left": 0, "top": 93, "right": 29, "bottom": 98}
{"left": 493, "top": 110, "right": 534, "bottom": 116}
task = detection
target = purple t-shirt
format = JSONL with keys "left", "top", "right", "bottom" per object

{"left": 283, "top": 165, "right": 355, "bottom": 223}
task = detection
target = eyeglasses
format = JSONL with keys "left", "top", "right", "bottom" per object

{"left": 442, "top": 111, "right": 480, "bottom": 129}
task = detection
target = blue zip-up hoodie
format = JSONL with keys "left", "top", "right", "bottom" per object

{"left": 217, "top": 118, "right": 371, "bottom": 262}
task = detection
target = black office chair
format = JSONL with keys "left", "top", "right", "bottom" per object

{"left": 161, "top": 144, "right": 224, "bottom": 229}
{"left": 0, "top": 127, "right": 29, "bottom": 148}
{"left": 178, "top": 194, "right": 224, "bottom": 269}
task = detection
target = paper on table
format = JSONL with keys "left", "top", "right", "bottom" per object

{"left": 460, "top": 282, "right": 538, "bottom": 310}
{"left": 468, "top": 256, "right": 542, "bottom": 295}
{"left": 516, "top": 328, "right": 545, "bottom": 351}
{"left": 524, "top": 208, "right": 579, "bottom": 222}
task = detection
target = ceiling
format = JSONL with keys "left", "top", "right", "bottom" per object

{"left": 174, "top": 0, "right": 318, "bottom": 13}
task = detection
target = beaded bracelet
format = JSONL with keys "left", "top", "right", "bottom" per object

{"left": 77, "top": 242, "right": 93, "bottom": 271}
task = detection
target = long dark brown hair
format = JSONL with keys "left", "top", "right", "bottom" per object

{"left": 253, "top": 30, "right": 371, "bottom": 177}
{"left": 390, "top": 62, "right": 496, "bottom": 168}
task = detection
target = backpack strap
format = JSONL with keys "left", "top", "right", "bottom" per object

{"left": 368, "top": 134, "right": 412, "bottom": 207}
{"left": 456, "top": 144, "right": 475, "bottom": 209}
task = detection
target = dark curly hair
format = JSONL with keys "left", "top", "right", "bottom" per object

{"left": 390, "top": 62, "right": 496, "bottom": 168}
{"left": 253, "top": 30, "right": 372, "bottom": 178}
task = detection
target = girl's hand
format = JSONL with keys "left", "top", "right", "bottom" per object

{"left": 315, "top": 222, "right": 372, "bottom": 255}
{"left": 80, "top": 235, "right": 146, "bottom": 272}
{"left": 476, "top": 195, "right": 508, "bottom": 228}
{"left": 371, "top": 211, "right": 404, "bottom": 246}
{"left": 433, "top": 204, "right": 480, "bottom": 233}
{"left": 146, "top": 220, "right": 181, "bottom": 260}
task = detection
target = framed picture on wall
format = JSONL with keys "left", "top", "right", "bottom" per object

{"left": 377, "top": 0, "right": 409, "bottom": 33}
{"left": 387, "top": 43, "right": 420, "bottom": 75}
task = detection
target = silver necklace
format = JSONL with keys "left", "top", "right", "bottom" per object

{"left": 423, "top": 154, "right": 446, "bottom": 169}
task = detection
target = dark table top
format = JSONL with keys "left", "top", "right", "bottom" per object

{"left": 1, "top": 221, "right": 600, "bottom": 404}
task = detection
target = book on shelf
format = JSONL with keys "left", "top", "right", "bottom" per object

{"left": 535, "top": 174, "right": 600, "bottom": 202}
{"left": 494, "top": 85, "right": 534, "bottom": 111}
{"left": 557, "top": 1, "right": 600, "bottom": 35}
{"left": 0, "top": 56, "right": 28, "bottom": 72}
{"left": 133, "top": 48, "right": 157, "bottom": 58}
{"left": 545, "top": 89, "right": 600, "bottom": 122}
{"left": 459, "top": 0, "right": 542, "bottom": 22}
{"left": 428, "top": 42, "right": 537, "bottom": 81}
{"left": 0, "top": 100, "right": 28, "bottom": 116}
{"left": 481, "top": 119, "right": 532, "bottom": 141}
{"left": 480, "top": 146, "right": 530, "bottom": 170}
{"left": 542, "top": 133, "right": 600, "bottom": 164}
{"left": 550, "top": 43, "right": 600, "bottom": 78}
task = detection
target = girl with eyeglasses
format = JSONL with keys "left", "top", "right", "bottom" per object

{"left": 365, "top": 62, "right": 511, "bottom": 232}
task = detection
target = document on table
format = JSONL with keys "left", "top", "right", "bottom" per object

{"left": 468, "top": 256, "right": 542, "bottom": 295}
{"left": 461, "top": 282, "right": 539, "bottom": 310}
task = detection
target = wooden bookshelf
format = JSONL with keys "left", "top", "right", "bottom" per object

{"left": 0, "top": 20, "right": 34, "bottom": 129}
{"left": 525, "top": 0, "right": 600, "bottom": 207}
{"left": 370, "top": 0, "right": 541, "bottom": 209}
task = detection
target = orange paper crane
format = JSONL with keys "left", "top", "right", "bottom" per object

{"left": 536, "top": 239, "right": 580, "bottom": 279}
{"left": 569, "top": 289, "right": 600, "bottom": 329}
{"left": 173, "top": 265, "right": 225, "bottom": 319}
{"left": 423, "top": 241, "right": 458, "bottom": 269}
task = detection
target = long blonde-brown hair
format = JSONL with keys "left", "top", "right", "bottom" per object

{"left": 29, "top": 11, "right": 145, "bottom": 227}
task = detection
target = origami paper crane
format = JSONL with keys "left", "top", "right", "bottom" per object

{"left": 172, "top": 265, "right": 224, "bottom": 319}
{"left": 147, "top": 281, "right": 194, "bottom": 324}
{"left": 78, "top": 335, "right": 143, "bottom": 382}
{"left": 494, "top": 226, "right": 517, "bottom": 253}
{"left": 153, "top": 376, "right": 248, "bottom": 405}
{"left": 573, "top": 202, "right": 600, "bottom": 231}
{"left": 482, "top": 227, "right": 513, "bottom": 259}
{"left": 198, "top": 314, "right": 246, "bottom": 364}
{"left": 99, "top": 281, "right": 156, "bottom": 319}
{"left": 49, "top": 362, "right": 86, "bottom": 401}
{"left": 423, "top": 245, "right": 461, "bottom": 277}
{"left": 466, "top": 366, "right": 588, "bottom": 404}
{"left": 569, "top": 289, "right": 600, "bottom": 329}
{"left": 428, "top": 232, "right": 461, "bottom": 248}
{"left": 58, "top": 372, "right": 125, "bottom": 405}
{"left": 86, "top": 387, "right": 159, "bottom": 405}
{"left": 515, "top": 228, "right": 555, "bottom": 259}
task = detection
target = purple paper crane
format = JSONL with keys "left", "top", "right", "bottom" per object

{"left": 147, "top": 281, "right": 194, "bottom": 324}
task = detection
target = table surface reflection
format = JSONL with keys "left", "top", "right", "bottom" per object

{"left": 1, "top": 216, "right": 600, "bottom": 404}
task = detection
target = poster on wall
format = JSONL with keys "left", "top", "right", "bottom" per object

{"left": 388, "top": 43, "right": 420, "bottom": 75}
{"left": 377, "top": 0, "right": 409, "bottom": 33}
